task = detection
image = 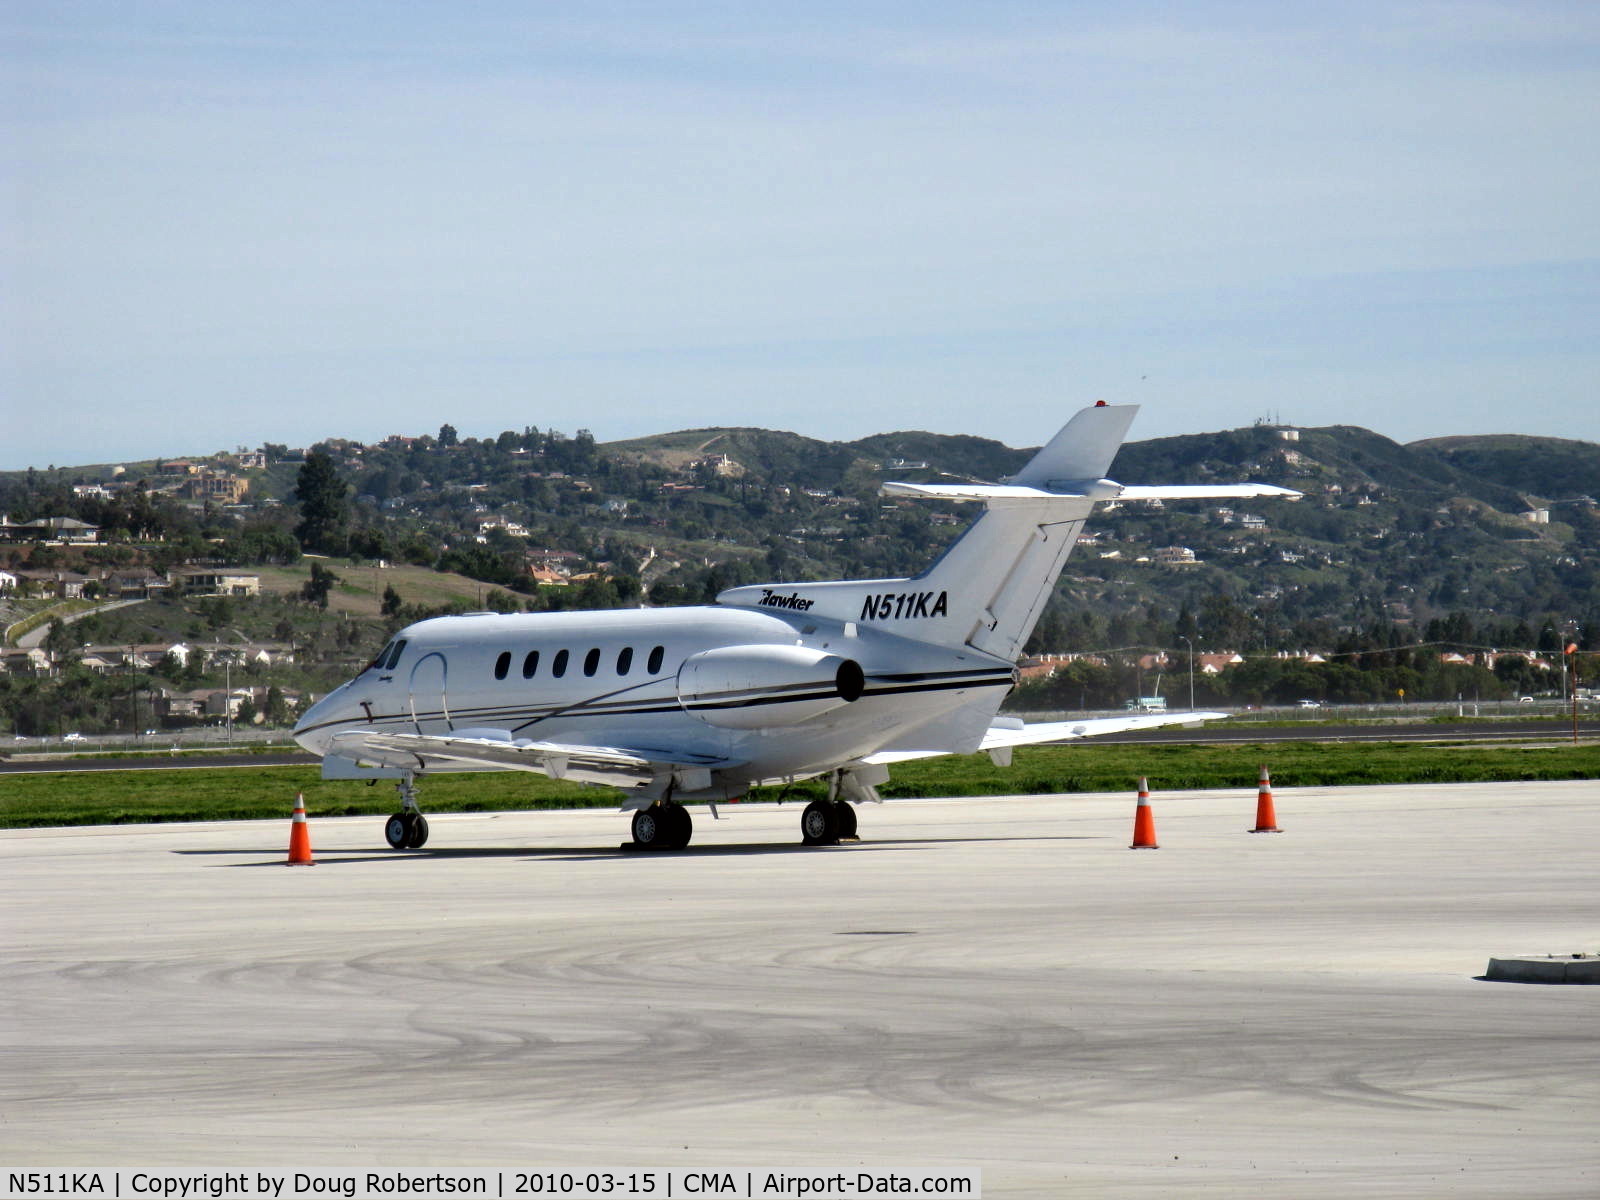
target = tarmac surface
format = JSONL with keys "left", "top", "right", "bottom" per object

{"left": 3, "top": 780, "right": 1597, "bottom": 1197}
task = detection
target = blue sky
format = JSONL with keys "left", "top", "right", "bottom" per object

{"left": 5, "top": 1, "right": 1598, "bottom": 470}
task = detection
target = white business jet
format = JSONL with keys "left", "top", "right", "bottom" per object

{"left": 293, "top": 402, "right": 1298, "bottom": 850}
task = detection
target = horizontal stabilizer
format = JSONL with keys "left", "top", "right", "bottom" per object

{"left": 1116, "top": 484, "right": 1301, "bottom": 500}
{"left": 880, "top": 482, "right": 1084, "bottom": 502}
{"left": 882, "top": 481, "right": 1301, "bottom": 503}
{"left": 861, "top": 710, "right": 1227, "bottom": 765}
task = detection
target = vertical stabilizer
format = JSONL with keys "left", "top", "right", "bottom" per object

{"left": 1009, "top": 402, "right": 1138, "bottom": 488}
{"left": 719, "top": 403, "right": 1140, "bottom": 662}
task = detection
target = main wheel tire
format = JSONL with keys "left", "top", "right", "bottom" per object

{"left": 664, "top": 802, "right": 693, "bottom": 850}
{"left": 801, "top": 799, "right": 839, "bottom": 846}
{"left": 406, "top": 814, "right": 430, "bottom": 849}
{"left": 833, "top": 800, "right": 857, "bottom": 840}
{"left": 384, "top": 812, "right": 411, "bottom": 850}
{"left": 632, "top": 807, "right": 664, "bottom": 849}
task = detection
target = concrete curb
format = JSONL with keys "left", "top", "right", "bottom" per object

{"left": 1484, "top": 954, "right": 1600, "bottom": 984}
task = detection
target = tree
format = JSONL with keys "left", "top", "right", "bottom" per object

{"left": 264, "top": 685, "right": 289, "bottom": 726}
{"left": 292, "top": 451, "right": 350, "bottom": 555}
{"left": 301, "top": 562, "right": 340, "bottom": 610}
{"left": 381, "top": 583, "right": 403, "bottom": 617}
{"left": 43, "top": 618, "right": 73, "bottom": 657}
{"left": 438, "top": 423, "right": 459, "bottom": 447}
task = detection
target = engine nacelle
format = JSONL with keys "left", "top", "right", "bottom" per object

{"left": 677, "top": 644, "right": 865, "bottom": 730}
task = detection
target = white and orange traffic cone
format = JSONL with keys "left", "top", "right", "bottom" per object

{"left": 1130, "top": 777, "right": 1159, "bottom": 849}
{"left": 286, "top": 792, "right": 316, "bottom": 865}
{"left": 1250, "top": 765, "right": 1282, "bottom": 833}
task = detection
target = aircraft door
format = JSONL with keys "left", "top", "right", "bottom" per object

{"left": 408, "top": 651, "right": 453, "bottom": 734}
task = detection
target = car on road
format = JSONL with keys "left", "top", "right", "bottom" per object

{"left": 63, "top": 732, "right": 85, "bottom": 742}
{"left": 1296, "top": 699, "right": 1324, "bottom": 709}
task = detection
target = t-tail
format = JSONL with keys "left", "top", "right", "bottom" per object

{"left": 718, "top": 401, "right": 1299, "bottom": 662}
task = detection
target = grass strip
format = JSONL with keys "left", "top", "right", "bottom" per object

{"left": 2, "top": 739, "right": 1596, "bottom": 829}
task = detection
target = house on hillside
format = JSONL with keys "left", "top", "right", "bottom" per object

{"left": 101, "top": 568, "right": 173, "bottom": 599}
{"left": 1153, "top": 546, "right": 1199, "bottom": 565}
{"left": 1, "top": 517, "right": 101, "bottom": 544}
{"left": 179, "top": 472, "right": 249, "bottom": 504}
{"left": 168, "top": 570, "right": 260, "bottom": 597}
{"left": 14, "top": 569, "right": 93, "bottom": 599}
{"left": 1, "top": 647, "right": 55, "bottom": 676}
{"left": 199, "top": 642, "right": 293, "bottom": 668}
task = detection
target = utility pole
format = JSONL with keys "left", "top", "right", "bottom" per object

{"left": 1567, "top": 632, "right": 1581, "bottom": 745}
{"left": 1179, "top": 635, "right": 1195, "bottom": 711}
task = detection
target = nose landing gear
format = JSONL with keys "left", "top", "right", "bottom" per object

{"left": 384, "top": 773, "right": 430, "bottom": 849}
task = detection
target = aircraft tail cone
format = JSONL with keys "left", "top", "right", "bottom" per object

{"left": 1250, "top": 765, "right": 1282, "bottom": 833}
{"left": 1130, "top": 778, "right": 1159, "bottom": 849}
{"left": 286, "top": 792, "right": 316, "bottom": 865}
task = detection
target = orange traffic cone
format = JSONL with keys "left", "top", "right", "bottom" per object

{"left": 1250, "top": 765, "right": 1281, "bottom": 833}
{"left": 1130, "top": 777, "right": 1159, "bottom": 849}
{"left": 286, "top": 792, "right": 316, "bottom": 865}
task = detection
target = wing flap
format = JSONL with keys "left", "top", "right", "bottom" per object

{"left": 326, "top": 729, "right": 727, "bottom": 789}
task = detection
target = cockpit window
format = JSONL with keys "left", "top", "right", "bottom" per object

{"left": 369, "top": 639, "right": 407, "bottom": 672}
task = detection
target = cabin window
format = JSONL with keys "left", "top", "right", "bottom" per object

{"left": 647, "top": 645, "right": 665, "bottom": 674}
{"left": 494, "top": 651, "right": 511, "bottom": 680}
{"left": 369, "top": 642, "right": 394, "bottom": 672}
{"left": 616, "top": 646, "right": 633, "bottom": 675}
{"left": 385, "top": 639, "right": 407, "bottom": 670}
{"left": 552, "top": 649, "right": 569, "bottom": 678}
{"left": 522, "top": 650, "right": 539, "bottom": 679}
{"left": 583, "top": 647, "right": 600, "bottom": 677}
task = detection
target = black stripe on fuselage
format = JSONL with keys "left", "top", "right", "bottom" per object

{"left": 299, "top": 667, "right": 1014, "bottom": 740}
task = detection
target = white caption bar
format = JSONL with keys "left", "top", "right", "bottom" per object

{"left": 4, "top": 1170, "right": 981, "bottom": 1200}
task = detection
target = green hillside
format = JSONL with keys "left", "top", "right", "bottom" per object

{"left": 1409, "top": 434, "right": 1600, "bottom": 503}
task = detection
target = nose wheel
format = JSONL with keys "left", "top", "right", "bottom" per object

{"left": 384, "top": 811, "right": 430, "bottom": 849}
{"left": 384, "top": 774, "right": 429, "bottom": 849}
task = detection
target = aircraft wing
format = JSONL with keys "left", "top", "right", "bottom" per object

{"left": 325, "top": 728, "right": 729, "bottom": 789}
{"left": 861, "top": 711, "right": 1227, "bottom": 765}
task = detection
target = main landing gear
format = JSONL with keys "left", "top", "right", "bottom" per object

{"left": 800, "top": 798, "right": 858, "bottom": 846}
{"left": 630, "top": 803, "right": 694, "bottom": 851}
{"left": 797, "top": 764, "right": 881, "bottom": 846}
{"left": 384, "top": 773, "right": 430, "bottom": 850}
{"left": 630, "top": 800, "right": 693, "bottom": 851}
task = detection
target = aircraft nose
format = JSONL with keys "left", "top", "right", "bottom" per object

{"left": 292, "top": 692, "right": 339, "bottom": 756}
